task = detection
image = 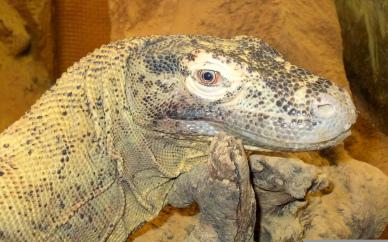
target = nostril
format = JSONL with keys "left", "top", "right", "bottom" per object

{"left": 314, "top": 103, "right": 335, "bottom": 118}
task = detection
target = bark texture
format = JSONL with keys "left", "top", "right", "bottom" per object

{"left": 250, "top": 154, "right": 388, "bottom": 241}
{"left": 168, "top": 133, "right": 256, "bottom": 242}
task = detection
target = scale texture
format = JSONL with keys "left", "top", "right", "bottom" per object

{"left": 0, "top": 35, "right": 356, "bottom": 241}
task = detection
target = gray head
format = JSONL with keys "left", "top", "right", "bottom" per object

{"left": 125, "top": 35, "right": 357, "bottom": 151}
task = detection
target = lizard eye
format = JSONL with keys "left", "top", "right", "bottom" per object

{"left": 197, "top": 70, "right": 221, "bottom": 86}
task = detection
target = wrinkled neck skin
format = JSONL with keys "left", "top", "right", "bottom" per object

{"left": 62, "top": 41, "right": 211, "bottom": 227}
{"left": 66, "top": 39, "right": 210, "bottom": 176}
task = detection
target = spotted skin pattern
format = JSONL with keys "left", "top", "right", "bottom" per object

{"left": 0, "top": 36, "right": 356, "bottom": 241}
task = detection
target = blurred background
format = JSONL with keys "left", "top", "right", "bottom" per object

{"left": 0, "top": 0, "right": 387, "bottom": 240}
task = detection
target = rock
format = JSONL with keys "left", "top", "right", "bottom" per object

{"left": 54, "top": 0, "right": 110, "bottom": 75}
{"left": 336, "top": 0, "right": 388, "bottom": 134}
{"left": 0, "top": 0, "right": 30, "bottom": 56}
{"left": 0, "top": 0, "right": 53, "bottom": 131}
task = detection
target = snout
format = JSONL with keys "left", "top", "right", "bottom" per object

{"left": 312, "top": 96, "right": 337, "bottom": 119}
{"left": 309, "top": 91, "right": 357, "bottom": 141}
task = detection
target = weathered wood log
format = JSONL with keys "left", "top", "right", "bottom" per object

{"left": 250, "top": 154, "right": 388, "bottom": 241}
{"left": 130, "top": 135, "right": 387, "bottom": 241}
{"left": 167, "top": 133, "right": 256, "bottom": 242}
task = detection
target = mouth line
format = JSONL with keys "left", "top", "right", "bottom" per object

{"left": 152, "top": 118, "right": 351, "bottom": 152}
{"left": 210, "top": 122, "right": 351, "bottom": 151}
{"left": 245, "top": 129, "right": 351, "bottom": 151}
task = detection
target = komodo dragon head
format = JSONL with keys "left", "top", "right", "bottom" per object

{"left": 126, "top": 35, "right": 356, "bottom": 151}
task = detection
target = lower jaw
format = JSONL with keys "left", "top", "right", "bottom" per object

{"left": 232, "top": 129, "right": 352, "bottom": 152}
{"left": 153, "top": 119, "right": 351, "bottom": 152}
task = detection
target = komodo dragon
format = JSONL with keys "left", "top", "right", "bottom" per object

{"left": 0, "top": 35, "right": 356, "bottom": 241}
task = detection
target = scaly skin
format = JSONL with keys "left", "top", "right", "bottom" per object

{"left": 0, "top": 35, "right": 356, "bottom": 241}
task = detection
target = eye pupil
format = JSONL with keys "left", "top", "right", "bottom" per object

{"left": 197, "top": 70, "right": 221, "bottom": 86}
{"left": 202, "top": 71, "right": 214, "bottom": 81}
